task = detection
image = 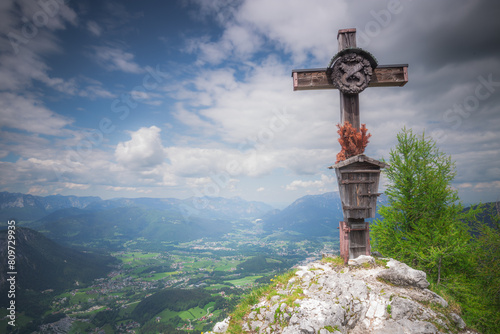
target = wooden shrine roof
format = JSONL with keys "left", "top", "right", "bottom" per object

{"left": 328, "top": 154, "right": 389, "bottom": 169}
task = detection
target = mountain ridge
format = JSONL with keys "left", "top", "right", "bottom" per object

{"left": 262, "top": 192, "right": 343, "bottom": 236}
{"left": 1, "top": 191, "right": 493, "bottom": 250}
{"left": 0, "top": 191, "right": 275, "bottom": 223}
{"left": 0, "top": 192, "right": 101, "bottom": 222}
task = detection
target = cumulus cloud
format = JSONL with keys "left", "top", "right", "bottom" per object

{"left": 236, "top": 0, "right": 347, "bottom": 63}
{"left": 188, "top": 0, "right": 348, "bottom": 64}
{"left": 189, "top": 23, "right": 263, "bottom": 65}
{"left": 172, "top": 58, "right": 341, "bottom": 151}
{"left": 115, "top": 126, "right": 167, "bottom": 169}
{"left": 164, "top": 145, "right": 334, "bottom": 181}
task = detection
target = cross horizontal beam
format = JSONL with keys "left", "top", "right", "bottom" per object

{"left": 291, "top": 64, "right": 408, "bottom": 91}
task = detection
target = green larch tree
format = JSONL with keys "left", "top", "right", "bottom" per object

{"left": 371, "top": 128, "right": 480, "bottom": 284}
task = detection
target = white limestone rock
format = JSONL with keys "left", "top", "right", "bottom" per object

{"left": 377, "top": 259, "right": 430, "bottom": 289}
{"left": 212, "top": 316, "right": 230, "bottom": 333}
{"left": 348, "top": 255, "right": 376, "bottom": 266}
{"left": 451, "top": 312, "right": 467, "bottom": 329}
{"left": 212, "top": 257, "right": 479, "bottom": 334}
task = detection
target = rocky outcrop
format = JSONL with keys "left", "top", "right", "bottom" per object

{"left": 377, "top": 259, "right": 430, "bottom": 289}
{"left": 211, "top": 256, "right": 479, "bottom": 334}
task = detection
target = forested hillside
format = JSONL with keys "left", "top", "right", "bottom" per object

{"left": 0, "top": 227, "right": 116, "bottom": 328}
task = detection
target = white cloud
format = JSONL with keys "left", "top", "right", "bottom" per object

{"left": 79, "top": 84, "right": 115, "bottom": 99}
{"left": 106, "top": 186, "right": 138, "bottom": 192}
{"left": 130, "top": 90, "right": 163, "bottom": 106}
{"left": 237, "top": 0, "right": 347, "bottom": 62}
{"left": 0, "top": 34, "right": 83, "bottom": 96}
{"left": 188, "top": 0, "right": 349, "bottom": 65}
{"left": 87, "top": 21, "right": 102, "bottom": 36}
{"left": 285, "top": 174, "right": 335, "bottom": 191}
{"left": 0, "top": 93, "right": 72, "bottom": 135}
{"left": 191, "top": 23, "right": 263, "bottom": 65}
{"left": 459, "top": 181, "right": 500, "bottom": 190}
{"left": 173, "top": 103, "right": 214, "bottom": 133}
{"left": 0, "top": 1, "right": 115, "bottom": 100}
{"left": 93, "top": 46, "right": 143, "bottom": 74}
{"left": 165, "top": 145, "right": 334, "bottom": 180}
{"left": 115, "top": 126, "right": 167, "bottom": 169}
{"left": 0, "top": 43, "right": 116, "bottom": 97}
{"left": 64, "top": 182, "right": 90, "bottom": 190}
{"left": 172, "top": 57, "right": 348, "bottom": 159}
{"left": 188, "top": 0, "right": 237, "bottom": 24}
{"left": 27, "top": 186, "right": 49, "bottom": 195}
{"left": 2, "top": 0, "right": 78, "bottom": 34}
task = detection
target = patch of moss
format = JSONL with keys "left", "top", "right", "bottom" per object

{"left": 323, "top": 325, "right": 340, "bottom": 332}
{"left": 321, "top": 256, "right": 345, "bottom": 268}
{"left": 361, "top": 262, "right": 372, "bottom": 269}
{"left": 375, "top": 258, "right": 389, "bottom": 268}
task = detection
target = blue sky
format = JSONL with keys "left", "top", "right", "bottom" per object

{"left": 0, "top": 0, "right": 499, "bottom": 207}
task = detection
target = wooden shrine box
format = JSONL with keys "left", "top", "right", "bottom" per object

{"left": 329, "top": 154, "right": 388, "bottom": 261}
{"left": 329, "top": 154, "right": 388, "bottom": 221}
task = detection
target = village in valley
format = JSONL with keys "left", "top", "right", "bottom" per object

{"left": 30, "top": 230, "right": 336, "bottom": 333}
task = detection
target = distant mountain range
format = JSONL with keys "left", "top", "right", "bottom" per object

{"left": 0, "top": 191, "right": 274, "bottom": 222}
{"left": 0, "top": 192, "right": 281, "bottom": 249}
{"left": 0, "top": 191, "right": 349, "bottom": 249}
{"left": 262, "top": 192, "right": 343, "bottom": 236}
{"left": 0, "top": 192, "right": 100, "bottom": 222}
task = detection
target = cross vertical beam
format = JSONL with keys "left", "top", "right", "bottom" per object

{"left": 338, "top": 28, "right": 360, "bottom": 130}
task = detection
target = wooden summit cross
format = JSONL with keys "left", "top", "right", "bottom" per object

{"left": 292, "top": 28, "right": 408, "bottom": 263}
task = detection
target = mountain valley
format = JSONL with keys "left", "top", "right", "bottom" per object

{"left": 0, "top": 191, "right": 492, "bottom": 333}
{"left": 0, "top": 191, "right": 344, "bottom": 333}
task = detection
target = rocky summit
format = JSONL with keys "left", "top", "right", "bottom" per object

{"left": 211, "top": 256, "right": 479, "bottom": 334}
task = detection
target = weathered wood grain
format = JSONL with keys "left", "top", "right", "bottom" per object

{"left": 339, "top": 220, "right": 371, "bottom": 263}
{"left": 340, "top": 93, "right": 360, "bottom": 129}
{"left": 350, "top": 230, "right": 366, "bottom": 259}
{"left": 337, "top": 29, "right": 360, "bottom": 132}
{"left": 333, "top": 155, "right": 385, "bottom": 220}
{"left": 337, "top": 28, "right": 356, "bottom": 50}
{"left": 292, "top": 65, "right": 408, "bottom": 91}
